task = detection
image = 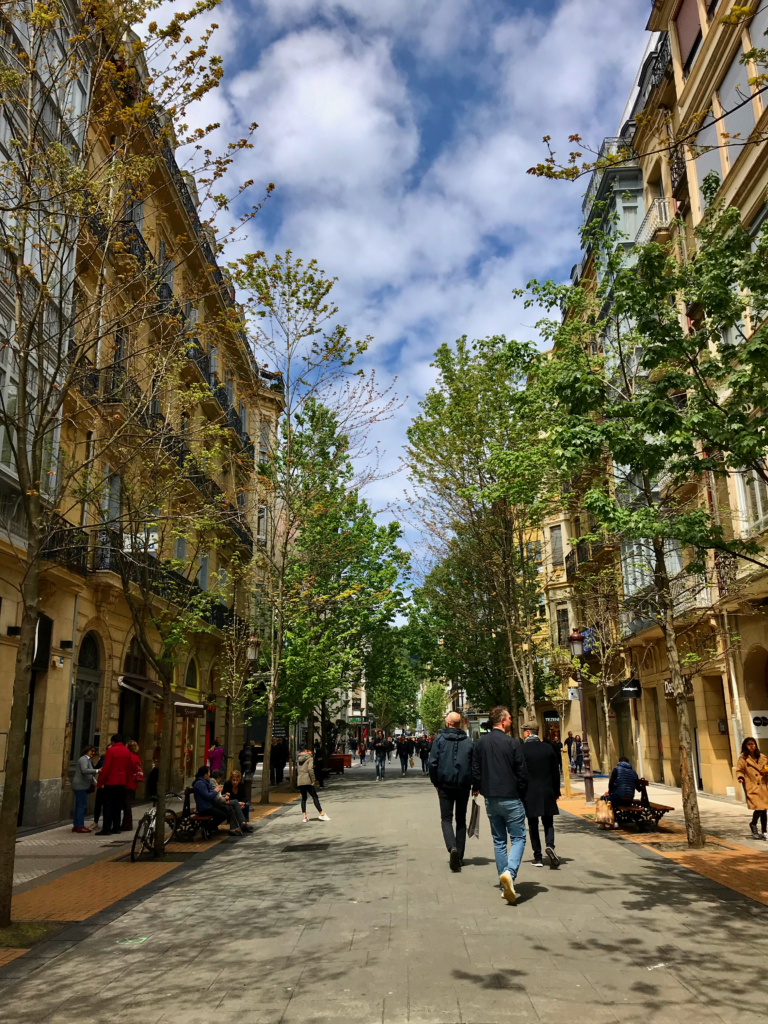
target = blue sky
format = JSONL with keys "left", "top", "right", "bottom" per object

{"left": 185, "top": 0, "right": 651, "bottom": 541}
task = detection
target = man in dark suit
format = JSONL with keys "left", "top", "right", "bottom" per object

{"left": 522, "top": 722, "right": 561, "bottom": 869}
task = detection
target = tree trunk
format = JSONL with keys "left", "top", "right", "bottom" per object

{"left": 154, "top": 682, "right": 175, "bottom": 857}
{"left": 507, "top": 667, "right": 519, "bottom": 739}
{"left": 0, "top": 571, "right": 40, "bottom": 927}
{"left": 600, "top": 685, "right": 612, "bottom": 774}
{"left": 260, "top": 672, "right": 277, "bottom": 804}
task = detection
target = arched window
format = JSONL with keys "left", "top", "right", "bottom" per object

{"left": 69, "top": 632, "right": 102, "bottom": 764}
{"left": 185, "top": 659, "right": 198, "bottom": 689}
{"left": 124, "top": 637, "right": 147, "bottom": 677}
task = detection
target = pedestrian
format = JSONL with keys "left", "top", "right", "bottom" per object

{"left": 121, "top": 740, "right": 143, "bottom": 832}
{"left": 396, "top": 734, "right": 409, "bottom": 775}
{"left": 418, "top": 734, "right": 431, "bottom": 773}
{"left": 548, "top": 730, "right": 564, "bottom": 774}
{"left": 193, "top": 765, "right": 245, "bottom": 836}
{"left": 565, "top": 731, "right": 575, "bottom": 771}
{"left": 95, "top": 733, "right": 132, "bottom": 836}
{"left": 92, "top": 743, "right": 109, "bottom": 828}
{"left": 386, "top": 735, "right": 394, "bottom": 762}
{"left": 574, "top": 735, "right": 584, "bottom": 774}
{"left": 471, "top": 706, "right": 528, "bottom": 905}
{"left": 736, "top": 737, "right": 768, "bottom": 840}
{"left": 71, "top": 744, "right": 98, "bottom": 833}
{"left": 208, "top": 737, "right": 225, "bottom": 773}
{"left": 374, "top": 730, "right": 388, "bottom": 780}
{"left": 521, "top": 722, "right": 561, "bottom": 869}
{"left": 606, "top": 756, "right": 640, "bottom": 815}
{"left": 429, "top": 712, "right": 474, "bottom": 872}
{"left": 358, "top": 739, "right": 367, "bottom": 765}
{"left": 297, "top": 747, "right": 331, "bottom": 822}
{"left": 222, "top": 768, "right": 250, "bottom": 821}
{"left": 406, "top": 734, "right": 415, "bottom": 768}
{"left": 238, "top": 740, "right": 254, "bottom": 776}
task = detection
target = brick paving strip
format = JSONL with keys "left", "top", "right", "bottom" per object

{"left": 3, "top": 790, "right": 299, "bottom": 955}
{"left": 560, "top": 795, "right": 768, "bottom": 906}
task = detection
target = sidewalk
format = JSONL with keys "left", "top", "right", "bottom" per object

{"left": 3, "top": 760, "right": 768, "bottom": 1023}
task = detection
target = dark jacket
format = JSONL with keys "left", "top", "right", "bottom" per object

{"left": 396, "top": 737, "right": 409, "bottom": 758}
{"left": 222, "top": 779, "right": 247, "bottom": 802}
{"left": 522, "top": 736, "right": 560, "bottom": 817}
{"left": 609, "top": 761, "right": 639, "bottom": 800}
{"left": 418, "top": 738, "right": 431, "bottom": 759}
{"left": 373, "top": 736, "right": 388, "bottom": 758}
{"left": 406, "top": 738, "right": 415, "bottom": 756}
{"left": 429, "top": 728, "right": 474, "bottom": 789}
{"left": 238, "top": 745, "right": 254, "bottom": 772}
{"left": 471, "top": 729, "right": 528, "bottom": 801}
{"left": 193, "top": 777, "right": 217, "bottom": 814}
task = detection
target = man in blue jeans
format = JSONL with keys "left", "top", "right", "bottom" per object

{"left": 471, "top": 705, "right": 528, "bottom": 905}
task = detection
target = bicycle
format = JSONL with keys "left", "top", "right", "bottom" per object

{"left": 130, "top": 792, "right": 180, "bottom": 862}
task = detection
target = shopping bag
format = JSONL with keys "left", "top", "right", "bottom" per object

{"left": 468, "top": 798, "right": 480, "bottom": 839}
{"left": 594, "top": 794, "right": 614, "bottom": 828}
{"left": 409, "top": 757, "right": 414, "bottom": 768}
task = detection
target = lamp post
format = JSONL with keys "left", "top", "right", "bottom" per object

{"left": 568, "top": 628, "right": 595, "bottom": 805}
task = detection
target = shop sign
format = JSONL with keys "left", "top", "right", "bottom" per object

{"left": 543, "top": 711, "right": 560, "bottom": 722}
{"left": 176, "top": 704, "right": 204, "bottom": 719}
{"left": 749, "top": 711, "right": 768, "bottom": 739}
{"left": 616, "top": 677, "right": 641, "bottom": 700}
{"left": 663, "top": 677, "right": 693, "bottom": 699}
{"left": 273, "top": 718, "right": 287, "bottom": 738}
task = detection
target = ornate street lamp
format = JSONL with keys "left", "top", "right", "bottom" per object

{"left": 568, "top": 628, "right": 595, "bottom": 805}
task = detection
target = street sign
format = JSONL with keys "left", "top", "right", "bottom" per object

{"left": 749, "top": 711, "right": 768, "bottom": 739}
{"left": 349, "top": 716, "right": 367, "bottom": 724}
{"left": 568, "top": 687, "right": 580, "bottom": 701}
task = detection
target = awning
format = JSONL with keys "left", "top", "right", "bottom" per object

{"left": 118, "top": 675, "right": 205, "bottom": 717}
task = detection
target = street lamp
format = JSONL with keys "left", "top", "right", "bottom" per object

{"left": 568, "top": 628, "right": 595, "bottom": 805}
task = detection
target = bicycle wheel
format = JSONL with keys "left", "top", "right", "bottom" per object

{"left": 130, "top": 815, "right": 151, "bottom": 862}
{"left": 163, "top": 809, "right": 178, "bottom": 846}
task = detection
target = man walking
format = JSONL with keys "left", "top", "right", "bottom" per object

{"left": 418, "top": 734, "right": 431, "bottom": 773}
{"left": 471, "top": 706, "right": 528, "bottom": 905}
{"left": 522, "top": 722, "right": 561, "bottom": 869}
{"left": 429, "top": 712, "right": 473, "bottom": 871}
{"left": 95, "top": 733, "right": 132, "bottom": 836}
{"left": 374, "top": 730, "right": 388, "bottom": 780}
{"left": 565, "top": 730, "right": 575, "bottom": 771}
{"left": 396, "top": 734, "right": 409, "bottom": 775}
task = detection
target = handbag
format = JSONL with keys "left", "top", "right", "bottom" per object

{"left": 409, "top": 757, "right": 414, "bottom": 768}
{"left": 468, "top": 798, "right": 480, "bottom": 839}
{"left": 595, "top": 794, "right": 615, "bottom": 828}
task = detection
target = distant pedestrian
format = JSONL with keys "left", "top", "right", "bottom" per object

{"left": 95, "top": 734, "right": 132, "bottom": 836}
{"left": 238, "top": 741, "right": 255, "bottom": 776}
{"left": 429, "top": 712, "right": 474, "bottom": 872}
{"left": 606, "top": 757, "right": 640, "bottom": 814}
{"left": 71, "top": 744, "right": 98, "bottom": 833}
{"left": 548, "top": 731, "right": 564, "bottom": 774}
{"left": 565, "top": 731, "right": 575, "bottom": 770}
{"left": 471, "top": 706, "right": 528, "bottom": 905}
{"left": 386, "top": 736, "right": 394, "bottom": 762}
{"left": 418, "top": 734, "right": 431, "bottom": 773}
{"left": 396, "top": 734, "right": 409, "bottom": 775}
{"left": 737, "top": 737, "right": 768, "bottom": 840}
{"left": 121, "top": 740, "right": 143, "bottom": 832}
{"left": 574, "top": 735, "right": 584, "bottom": 774}
{"left": 313, "top": 741, "right": 325, "bottom": 788}
{"left": 208, "top": 738, "right": 225, "bottom": 773}
{"left": 522, "top": 723, "right": 560, "bottom": 869}
{"left": 374, "top": 730, "right": 388, "bottom": 780}
{"left": 92, "top": 744, "right": 109, "bottom": 828}
{"left": 358, "top": 740, "right": 367, "bottom": 765}
{"left": 297, "top": 748, "right": 330, "bottom": 822}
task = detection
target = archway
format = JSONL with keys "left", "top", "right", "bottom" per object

{"left": 69, "top": 632, "right": 102, "bottom": 763}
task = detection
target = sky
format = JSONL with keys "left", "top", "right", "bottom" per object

{"left": 183, "top": 0, "right": 651, "bottom": 554}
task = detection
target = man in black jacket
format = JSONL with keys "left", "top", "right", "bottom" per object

{"left": 396, "top": 734, "right": 409, "bottom": 775}
{"left": 429, "top": 712, "right": 474, "bottom": 872}
{"left": 471, "top": 706, "right": 528, "bottom": 904}
{"left": 522, "top": 722, "right": 561, "bottom": 869}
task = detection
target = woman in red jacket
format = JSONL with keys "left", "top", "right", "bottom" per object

{"left": 122, "top": 740, "right": 143, "bottom": 831}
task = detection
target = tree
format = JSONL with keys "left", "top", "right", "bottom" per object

{"left": 365, "top": 626, "right": 419, "bottom": 735}
{"left": 419, "top": 682, "right": 449, "bottom": 736}
{"left": 0, "top": 0, "right": 267, "bottom": 922}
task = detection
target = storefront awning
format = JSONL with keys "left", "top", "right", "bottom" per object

{"left": 118, "top": 675, "right": 205, "bottom": 717}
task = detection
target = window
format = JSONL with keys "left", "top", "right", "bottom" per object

{"left": 224, "top": 370, "right": 234, "bottom": 409}
{"left": 738, "top": 467, "right": 768, "bottom": 535}
{"left": 257, "top": 506, "right": 267, "bottom": 544}
{"left": 550, "top": 525, "right": 563, "bottom": 566}
{"left": 185, "top": 659, "right": 198, "bottom": 689}
{"left": 174, "top": 536, "right": 187, "bottom": 561}
{"left": 693, "top": 112, "right": 721, "bottom": 211}
{"left": 198, "top": 553, "right": 209, "bottom": 590}
{"left": 158, "top": 241, "right": 174, "bottom": 290}
{"left": 124, "top": 636, "right": 147, "bottom": 677}
{"left": 259, "top": 421, "right": 271, "bottom": 463}
{"left": 676, "top": 0, "right": 703, "bottom": 75}
{"left": 556, "top": 607, "right": 569, "bottom": 647}
{"left": 526, "top": 540, "right": 542, "bottom": 563}
{"left": 102, "top": 467, "right": 120, "bottom": 522}
{"left": 209, "top": 346, "right": 218, "bottom": 377}
{"left": 718, "top": 47, "right": 756, "bottom": 166}
{"left": 126, "top": 197, "right": 144, "bottom": 234}
{"left": 749, "top": 3, "right": 768, "bottom": 71}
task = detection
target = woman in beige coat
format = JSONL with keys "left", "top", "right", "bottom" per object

{"left": 736, "top": 737, "right": 768, "bottom": 840}
{"left": 297, "top": 749, "right": 330, "bottom": 823}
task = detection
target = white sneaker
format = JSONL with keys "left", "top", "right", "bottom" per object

{"left": 500, "top": 870, "right": 516, "bottom": 905}
{"left": 302, "top": 816, "right": 308, "bottom": 823}
{"left": 318, "top": 812, "right": 330, "bottom": 821}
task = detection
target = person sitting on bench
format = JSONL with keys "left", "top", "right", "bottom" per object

{"left": 606, "top": 757, "right": 640, "bottom": 810}
{"left": 193, "top": 766, "right": 247, "bottom": 836}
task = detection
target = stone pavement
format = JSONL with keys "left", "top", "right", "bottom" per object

{"left": 3, "top": 760, "right": 768, "bottom": 1023}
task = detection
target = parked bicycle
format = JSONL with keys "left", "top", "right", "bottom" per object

{"left": 130, "top": 792, "right": 181, "bottom": 862}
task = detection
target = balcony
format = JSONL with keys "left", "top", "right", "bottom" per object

{"left": 582, "top": 137, "right": 640, "bottom": 227}
{"left": 229, "top": 515, "right": 253, "bottom": 552}
{"left": 634, "top": 33, "right": 671, "bottom": 117}
{"left": 670, "top": 145, "right": 687, "bottom": 196}
{"left": 39, "top": 517, "right": 90, "bottom": 576}
{"left": 635, "top": 197, "right": 674, "bottom": 247}
{"left": 565, "top": 550, "right": 577, "bottom": 581}
{"left": 102, "top": 366, "right": 142, "bottom": 409}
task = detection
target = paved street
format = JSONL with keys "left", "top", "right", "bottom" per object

{"left": 3, "top": 762, "right": 768, "bottom": 1023}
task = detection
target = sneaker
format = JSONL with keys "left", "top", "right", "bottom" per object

{"left": 532, "top": 858, "right": 544, "bottom": 868}
{"left": 546, "top": 847, "right": 560, "bottom": 869}
{"left": 318, "top": 812, "right": 331, "bottom": 821}
{"left": 751, "top": 822, "right": 760, "bottom": 839}
{"left": 449, "top": 847, "right": 461, "bottom": 872}
{"left": 302, "top": 816, "right": 308, "bottom": 823}
{"left": 499, "top": 870, "right": 517, "bottom": 905}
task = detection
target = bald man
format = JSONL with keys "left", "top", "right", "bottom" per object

{"left": 428, "top": 711, "right": 474, "bottom": 872}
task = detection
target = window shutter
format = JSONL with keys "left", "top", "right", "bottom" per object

{"left": 550, "top": 525, "right": 563, "bottom": 566}
{"left": 676, "top": 0, "right": 702, "bottom": 68}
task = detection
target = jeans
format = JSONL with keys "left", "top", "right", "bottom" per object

{"left": 73, "top": 789, "right": 88, "bottom": 829}
{"left": 438, "top": 786, "right": 470, "bottom": 857}
{"left": 399, "top": 755, "right": 408, "bottom": 774}
{"left": 360, "top": 752, "right": 366, "bottom": 764}
{"left": 527, "top": 814, "right": 555, "bottom": 860}
{"left": 575, "top": 755, "right": 583, "bottom": 773}
{"left": 375, "top": 756, "right": 386, "bottom": 779}
{"left": 300, "top": 785, "right": 322, "bottom": 814}
{"left": 484, "top": 797, "right": 527, "bottom": 880}
{"left": 421, "top": 757, "right": 429, "bottom": 774}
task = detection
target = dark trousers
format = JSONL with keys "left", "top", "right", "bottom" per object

{"left": 93, "top": 787, "right": 103, "bottom": 824}
{"left": 211, "top": 802, "right": 239, "bottom": 831}
{"left": 300, "top": 785, "right": 322, "bottom": 814}
{"left": 102, "top": 785, "right": 125, "bottom": 834}
{"left": 438, "top": 786, "right": 470, "bottom": 857}
{"left": 752, "top": 810, "right": 767, "bottom": 831}
{"left": 121, "top": 789, "right": 136, "bottom": 831}
{"left": 420, "top": 756, "right": 429, "bottom": 773}
{"left": 399, "top": 755, "right": 408, "bottom": 774}
{"left": 527, "top": 814, "right": 555, "bottom": 860}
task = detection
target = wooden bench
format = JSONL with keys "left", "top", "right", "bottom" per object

{"left": 174, "top": 786, "right": 215, "bottom": 841}
{"left": 613, "top": 779, "right": 674, "bottom": 832}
